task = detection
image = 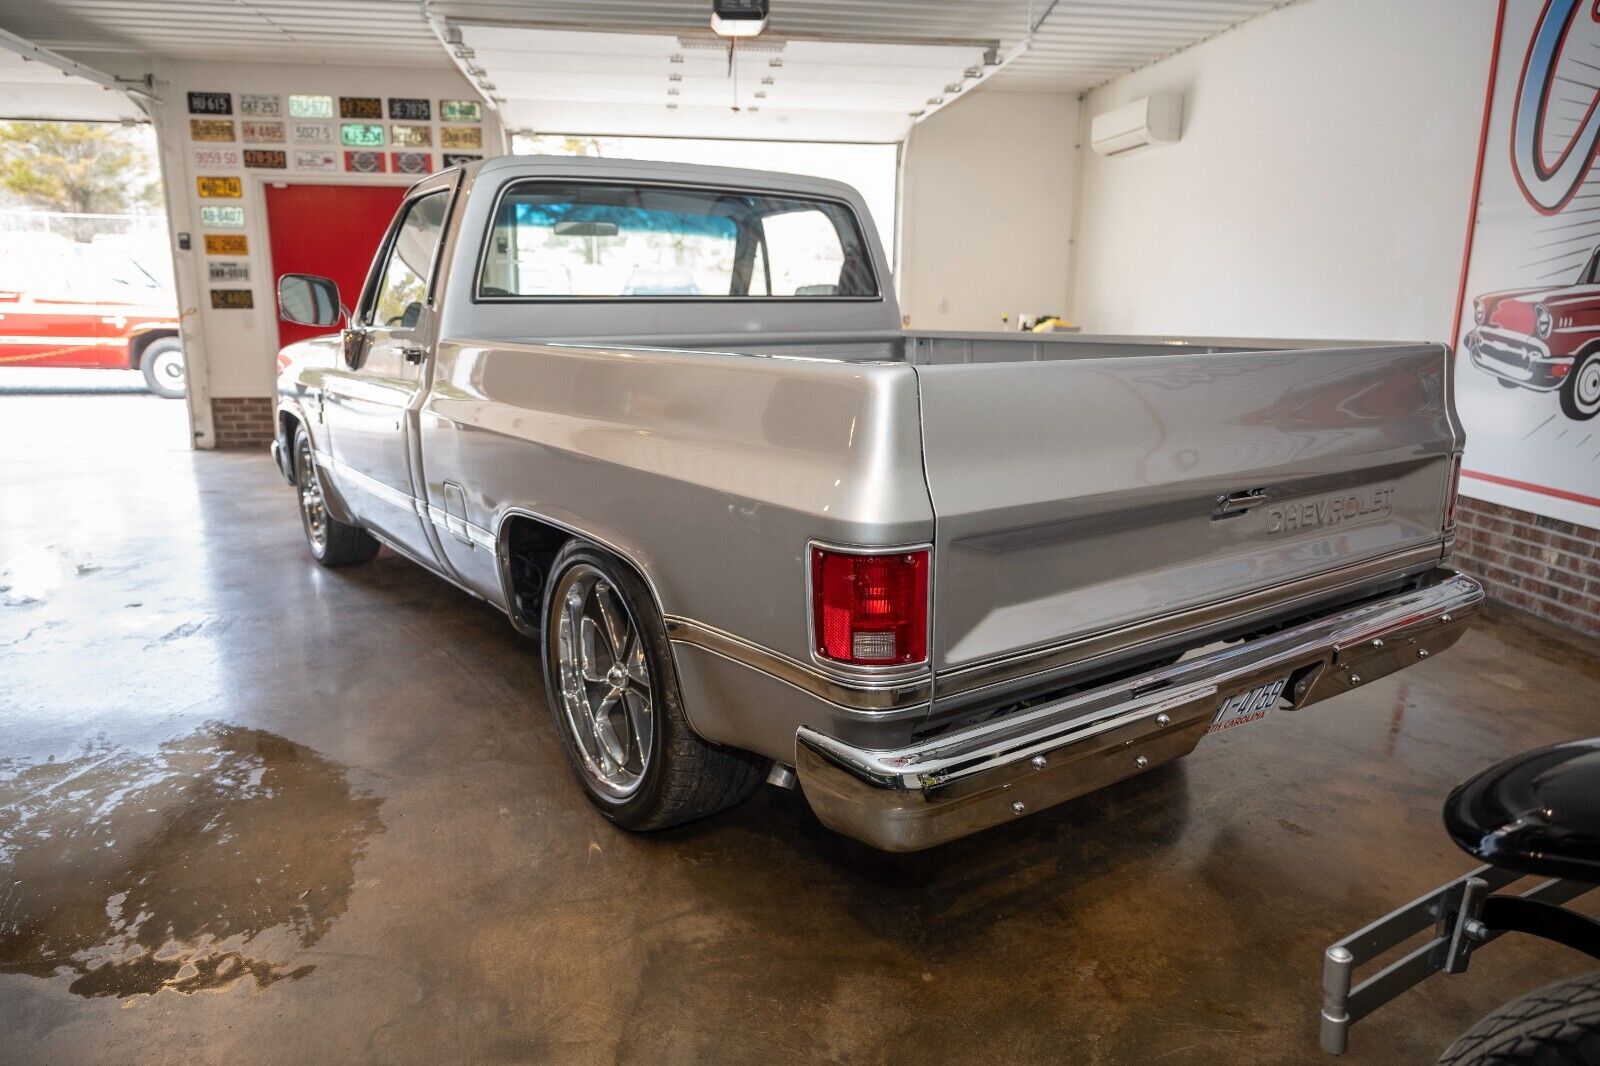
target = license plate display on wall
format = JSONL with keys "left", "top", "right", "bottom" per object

{"left": 442, "top": 153, "right": 481, "bottom": 167}
{"left": 196, "top": 176, "right": 242, "bottom": 198}
{"left": 210, "top": 289, "right": 254, "bottom": 310}
{"left": 289, "top": 94, "right": 333, "bottom": 118}
{"left": 204, "top": 234, "right": 248, "bottom": 255}
{"left": 242, "top": 120, "right": 285, "bottom": 143}
{"left": 292, "top": 121, "right": 333, "bottom": 144}
{"left": 293, "top": 149, "right": 338, "bottom": 172}
{"left": 341, "top": 123, "right": 384, "bottom": 148}
{"left": 390, "top": 123, "right": 432, "bottom": 148}
{"left": 192, "top": 147, "right": 240, "bottom": 169}
{"left": 440, "top": 126, "right": 483, "bottom": 150}
{"left": 344, "top": 150, "right": 386, "bottom": 173}
{"left": 243, "top": 149, "right": 287, "bottom": 169}
{"left": 189, "top": 119, "right": 236, "bottom": 142}
{"left": 440, "top": 99, "right": 482, "bottom": 123}
{"left": 208, "top": 261, "right": 250, "bottom": 283}
{"left": 200, "top": 205, "right": 246, "bottom": 229}
{"left": 187, "top": 91, "right": 231, "bottom": 115}
{"left": 391, "top": 152, "right": 432, "bottom": 175}
{"left": 339, "top": 96, "right": 382, "bottom": 119}
{"left": 239, "top": 94, "right": 282, "bottom": 117}
{"left": 389, "top": 97, "right": 431, "bottom": 121}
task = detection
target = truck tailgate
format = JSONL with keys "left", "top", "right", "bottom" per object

{"left": 914, "top": 343, "right": 1457, "bottom": 706}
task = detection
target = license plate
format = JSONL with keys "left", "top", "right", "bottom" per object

{"left": 1207, "top": 676, "right": 1288, "bottom": 734}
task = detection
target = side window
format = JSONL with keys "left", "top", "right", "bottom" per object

{"left": 367, "top": 192, "right": 449, "bottom": 328}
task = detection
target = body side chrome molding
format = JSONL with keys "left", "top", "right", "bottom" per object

{"left": 665, "top": 615, "right": 932, "bottom": 713}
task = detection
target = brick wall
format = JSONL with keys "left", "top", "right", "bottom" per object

{"left": 210, "top": 397, "right": 275, "bottom": 449}
{"left": 1453, "top": 496, "right": 1600, "bottom": 638}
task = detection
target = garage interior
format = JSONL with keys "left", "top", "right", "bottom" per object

{"left": 1, "top": 2, "right": 1598, "bottom": 1065}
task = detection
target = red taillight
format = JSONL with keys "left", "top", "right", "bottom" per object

{"left": 811, "top": 547, "right": 929, "bottom": 666}
{"left": 1445, "top": 455, "right": 1463, "bottom": 530}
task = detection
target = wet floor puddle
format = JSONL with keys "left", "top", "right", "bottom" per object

{"left": 0, "top": 724, "right": 382, "bottom": 998}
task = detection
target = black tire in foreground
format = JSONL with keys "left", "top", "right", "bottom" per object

{"left": 140, "top": 336, "right": 187, "bottom": 399}
{"left": 1438, "top": 969, "right": 1600, "bottom": 1065}
{"left": 540, "top": 541, "right": 766, "bottom": 831}
{"left": 292, "top": 424, "right": 380, "bottom": 567}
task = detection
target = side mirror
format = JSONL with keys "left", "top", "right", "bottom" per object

{"left": 277, "top": 273, "right": 343, "bottom": 328}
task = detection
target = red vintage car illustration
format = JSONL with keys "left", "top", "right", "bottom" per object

{"left": 1464, "top": 246, "right": 1600, "bottom": 421}
{"left": 0, "top": 235, "right": 186, "bottom": 398}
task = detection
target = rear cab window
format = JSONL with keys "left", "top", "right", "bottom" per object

{"left": 477, "top": 181, "right": 878, "bottom": 300}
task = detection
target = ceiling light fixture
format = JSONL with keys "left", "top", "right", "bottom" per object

{"left": 711, "top": 0, "right": 769, "bottom": 38}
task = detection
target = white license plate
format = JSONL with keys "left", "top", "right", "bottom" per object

{"left": 1207, "top": 676, "right": 1289, "bottom": 735}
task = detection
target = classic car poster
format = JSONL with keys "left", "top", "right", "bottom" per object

{"left": 1457, "top": 0, "right": 1600, "bottom": 527}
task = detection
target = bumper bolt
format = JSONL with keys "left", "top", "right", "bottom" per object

{"left": 1418, "top": 648, "right": 1429, "bottom": 659}
{"left": 1349, "top": 674, "right": 1362, "bottom": 685}
{"left": 1030, "top": 755, "right": 1047, "bottom": 770}
{"left": 1135, "top": 755, "right": 1150, "bottom": 769}
{"left": 1155, "top": 713, "right": 1171, "bottom": 727}
{"left": 1442, "top": 614, "right": 1453, "bottom": 624}
{"left": 1371, "top": 638, "right": 1384, "bottom": 649}
{"left": 1011, "top": 800, "right": 1026, "bottom": 815}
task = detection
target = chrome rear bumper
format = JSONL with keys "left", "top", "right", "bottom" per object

{"left": 795, "top": 569, "right": 1484, "bottom": 852}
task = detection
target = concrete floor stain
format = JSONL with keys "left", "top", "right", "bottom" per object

{"left": 0, "top": 723, "right": 382, "bottom": 998}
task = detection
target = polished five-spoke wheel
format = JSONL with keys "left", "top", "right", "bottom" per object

{"left": 295, "top": 434, "right": 329, "bottom": 555}
{"left": 553, "top": 564, "right": 654, "bottom": 798}
{"left": 291, "top": 424, "right": 379, "bottom": 567}
{"left": 540, "top": 543, "right": 766, "bottom": 830}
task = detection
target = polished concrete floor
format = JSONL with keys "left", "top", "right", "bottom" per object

{"left": 2, "top": 391, "right": 1598, "bottom": 1066}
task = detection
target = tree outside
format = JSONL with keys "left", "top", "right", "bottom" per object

{"left": 0, "top": 122, "right": 163, "bottom": 241}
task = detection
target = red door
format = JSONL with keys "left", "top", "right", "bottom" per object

{"left": 263, "top": 183, "right": 408, "bottom": 349}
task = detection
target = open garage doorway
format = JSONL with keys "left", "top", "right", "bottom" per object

{"left": 0, "top": 120, "right": 190, "bottom": 460}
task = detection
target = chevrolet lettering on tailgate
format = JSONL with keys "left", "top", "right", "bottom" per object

{"left": 1266, "top": 487, "right": 1395, "bottom": 535}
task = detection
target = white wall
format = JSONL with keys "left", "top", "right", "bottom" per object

{"left": 1072, "top": 0, "right": 1498, "bottom": 341}
{"left": 899, "top": 90, "right": 1079, "bottom": 331}
{"left": 101, "top": 56, "right": 502, "bottom": 446}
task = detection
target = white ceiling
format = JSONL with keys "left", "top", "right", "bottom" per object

{"left": 0, "top": 0, "right": 1288, "bottom": 133}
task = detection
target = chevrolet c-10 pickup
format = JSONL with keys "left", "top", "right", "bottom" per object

{"left": 271, "top": 155, "right": 1482, "bottom": 851}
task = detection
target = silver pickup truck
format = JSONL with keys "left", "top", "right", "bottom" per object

{"left": 272, "top": 156, "right": 1484, "bottom": 852}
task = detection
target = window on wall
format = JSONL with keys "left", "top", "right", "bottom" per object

{"left": 513, "top": 134, "right": 898, "bottom": 266}
{"left": 479, "top": 181, "right": 877, "bottom": 300}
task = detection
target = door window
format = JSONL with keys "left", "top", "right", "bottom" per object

{"left": 366, "top": 191, "right": 449, "bottom": 328}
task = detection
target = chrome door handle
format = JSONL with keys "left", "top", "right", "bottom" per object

{"left": 399, "top": 345, "right": 426, "bottom": 365}
{"left": 1213, "top": 488, "right": 1269, "bottom": 520}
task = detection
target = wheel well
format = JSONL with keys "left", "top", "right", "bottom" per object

{"left": 128, "top": 329, "right": 179, "bottom": 370}
{"left": 499, "top": 516, "right": 663, "bottom": 639}
{"left": 278, "top": 410, "right": 301, "bottom": 483}
{"left": 500, "top": 515, "right": 572, "bottom": 635}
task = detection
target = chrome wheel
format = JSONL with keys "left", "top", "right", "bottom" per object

{"left": 553, "top": 564, "right": 654, "bottom": 798}
{"left": 294, "top": 438, "right": 329, "bottom": 554}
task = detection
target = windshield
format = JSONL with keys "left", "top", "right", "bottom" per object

{"left": 479, "top": 181, "right": 877, "bottom": 300}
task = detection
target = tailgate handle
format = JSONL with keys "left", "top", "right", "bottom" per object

{"left": 1212, "top": 488, "right": 1269, "bottom": 521}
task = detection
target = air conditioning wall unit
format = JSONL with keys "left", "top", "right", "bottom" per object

{"left": 1090, "top": 92, "right": 1182, "bottom": 156}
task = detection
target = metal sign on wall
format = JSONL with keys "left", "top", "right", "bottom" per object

{"left": 1455, "top": 0, "right": 1600, "bottom": 527}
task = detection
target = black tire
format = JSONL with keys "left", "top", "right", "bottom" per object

{"left": 1438, "top": 969, "right": 1600, "bottom": 1065}
{"left": 540, "top": 542, "right": 766, "bottom": 831}
{"left": 1558, "top": 348, "right": 1600, "bottom": 421}
{"left": 291, "top": 425, "right": 379, "bottom": 567}
{"left": 139, "top": 337, "right": 186, "bottom": 399}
